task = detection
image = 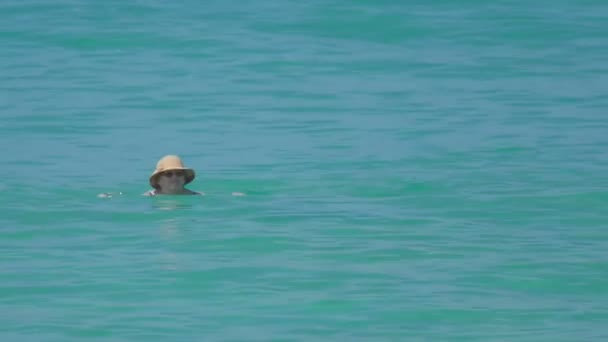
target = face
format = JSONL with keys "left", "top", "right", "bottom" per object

{"left": 157, "top": 170, "right": 186, "bottom": 193}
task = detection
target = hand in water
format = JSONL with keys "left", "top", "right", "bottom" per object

{"left": 97, "top": 192, "right": 123, "bottom": 198}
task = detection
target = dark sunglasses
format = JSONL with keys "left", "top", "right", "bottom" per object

{"left": 162, "top": 170, "right": 185, "bottom": 177}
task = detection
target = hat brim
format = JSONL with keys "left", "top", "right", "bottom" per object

{"left": 149, "top": 167, "right": 195, "bottom": 189}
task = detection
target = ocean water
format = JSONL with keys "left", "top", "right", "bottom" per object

{"left": 1, "top": 0, "right": 607, "bottom": 340}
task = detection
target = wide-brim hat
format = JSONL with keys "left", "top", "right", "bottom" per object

{"left": 149, "top": 155, "right": 196, "bottom": 189}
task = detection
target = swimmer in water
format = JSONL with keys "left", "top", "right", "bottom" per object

{"left": 143, "top": 155, "right": 201, "bottom": 196}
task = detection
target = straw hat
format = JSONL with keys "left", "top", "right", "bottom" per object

{"left": 149, "top": 155, "right": 196, "bottom": 189}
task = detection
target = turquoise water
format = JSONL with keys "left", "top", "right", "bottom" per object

{"left": 2, "top": 1, "right": 607, "bottom": 340}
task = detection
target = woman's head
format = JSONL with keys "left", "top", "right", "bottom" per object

{"left": 149, "top": 155, "right": 195, "bottom": 193}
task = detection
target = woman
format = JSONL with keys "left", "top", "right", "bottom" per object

{"left": 144, "top": 155, "right": 201, "bottom": 196}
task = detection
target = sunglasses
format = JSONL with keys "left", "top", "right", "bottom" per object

{"left": 162, "top": 170, "right": 185, "bottom": 178}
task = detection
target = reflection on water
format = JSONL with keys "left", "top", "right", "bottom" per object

{"left": 159, "top": 252, "right": 180, "bottom": 271}
{"left": 145, "top": 196, "right": 203, "bottom": 271}
{"left": 151, "top": 197, "right": 194, "bottom": 211}
{"left": 159, "top": 218, "right": 181, "bottom": 271}
{"left": 160, "top": 218, "right": 180, "bottom": 239}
